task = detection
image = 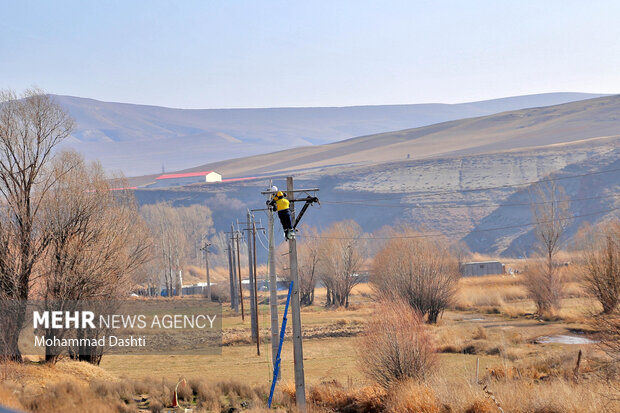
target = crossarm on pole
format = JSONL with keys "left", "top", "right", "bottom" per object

{"left": 293, "top": 196, "right": 319, "bottom": 229}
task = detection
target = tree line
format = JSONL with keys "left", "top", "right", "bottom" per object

{"left": 0, "top": 90, "right": 240, "bottom": 364}
{"left": 0, "top": 90, "right": 151, "bottom": 362}
{"left": 278, "top": 221, "right": 462, "bottom": 323}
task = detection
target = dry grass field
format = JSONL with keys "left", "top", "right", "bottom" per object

{"left": 1, "top": 275, "right": 618, "bottom": 412}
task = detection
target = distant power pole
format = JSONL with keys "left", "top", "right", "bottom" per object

{"left": 252, "top": 217, "right": 261, "bottom": 356}
{"left": 243, "top": 211, "right": 265, "bottom": 347}
{"left": 227, "top": 239, "right": 238, "bottom": 312}
{"left": 235, "top": 224, "right": 245, "bottom": 321}
{"left": 245, "top": 210, "right": 257, "bottom": 341}
{"left": 201, "top": 241, "right": 212, "bottom": 301}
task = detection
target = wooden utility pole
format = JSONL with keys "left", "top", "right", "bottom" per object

{"left": 252, "top": 217, "right": 260, "bottom": 356}
{"left": 267, "top": 190, "right": 279, "bottom": 375}
{"left": 243, "top": 212, "right": 265, "bottom": 349}
{"left": 287, "top": 176, "right": 306, "bottom": 412}
{"left": 235, "top": 225, "right": 245, "bottom": 321}
{"left": 245, "top": 210, "right": 257, "bottom": 340}
{"left": 226, "top": 241, "right": 237, "bottom": 311}
{"left": 261, "top": 182, "right": 317, "bottom": 388}
{"left": 201, "top": 241, "right": 212, "bottom": 301}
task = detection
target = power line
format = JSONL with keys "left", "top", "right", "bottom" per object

{"left": 297, "top": 206, "right": 620, "bottom": 240}
{"left": 321, "top": 193, "right": 620, "bottom": 209}
{"left": 255, "top": 225, "right": 271, "bottom": 252}
{"left": 325, "top": 165, "right": 620, "bottom": 203}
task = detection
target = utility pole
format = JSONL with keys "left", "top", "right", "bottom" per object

{"left": 252, "top": 217, "right": 261, "bottom": 356}
{"left": 268, "top": 205, "right": 279, "bottom": 367}
{"left": 287, "top": 176, "right": 305, "bottom": 412}
{"left": 201, "top": 241, "right": 212, "bottom": 301}
{"left": 265, "top": 183, "right": 280, "bottom": 376}
{"left": 261, "top": 182, "right": 318, "bottom": 393}
{"left": 245, "top": 210, "right": 257, "bottom": 341}
{"left": 243, "top": 212, "right": 265, "bottom": 347}
{"left": 227, "top": 239, "right": 238, "bottom": 312}
{"left": 235, "top": 224, "right": 245, "bottom": 321}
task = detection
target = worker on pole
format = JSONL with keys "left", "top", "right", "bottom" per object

{"left": 267, "top": 187, "right": 294, "bottom": 240}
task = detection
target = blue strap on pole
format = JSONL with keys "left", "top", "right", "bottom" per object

{"left": 268, "top": 281, "right": 293, "bottom": 408}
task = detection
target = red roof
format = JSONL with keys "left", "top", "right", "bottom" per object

{"left": 156, "top": 171, "right": 216, "bottom": 180}
{"left": 221, "top": 176, "right": 258, "bottom": 182}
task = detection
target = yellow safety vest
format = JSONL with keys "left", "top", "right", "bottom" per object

{"left": 273, "top": 196, "right": 290, "bottom": 211}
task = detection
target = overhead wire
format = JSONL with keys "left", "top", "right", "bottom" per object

{"left": 255, "top": 221, "right": 271, "bottom": 252}
{"left": 321, "top": 193, "right": 620, "bottom": 209}
{"left": 245, "top": 212, "right": 272, "bottom": 377}
{"left": 248, "top": 166, "right": 620, "bottom": 242}
{"left": 297, "top": 206, "right": 620, "bottom": 240}
{"left": 252, "top": 168, "right": 620, "bottom": 240}
{"left": 251, "top": 209, "right": 279, "bottom": 252}
{"left": 321, "top": 165, "right": 620, "bottom": 203}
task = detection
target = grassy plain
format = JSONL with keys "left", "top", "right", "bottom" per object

{"left": 1, "top": 275, "right": 618, "bottom": 412}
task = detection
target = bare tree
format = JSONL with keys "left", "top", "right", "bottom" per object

{"left": 371, "top": 228, "right": 460, "bottom": 323}
{"left": 588, "top": 308, "right": 620, "bottom": 398}
{"left": 583, "top": 221, "right": 620, "bottom": 314}
{"left": 523, "top": 181, "right": 571, "bottom": 314}
{"left": 176, "top": 204, "right": 214, "bottom": 266}
{"left": 208, "top": 231, "right": 232, "bottom": 269}
{"left": 594, "top": 311, "right": 620, "bottom": 365}
{"left": 318, "top": 220, "right": 365, "bottom": 308}
{"left": 450, "top": 240, "right": 471, "bottom": 271}
{"left": 133, "top": 254, "right": 164, "bottom": 296}
{"left": 298, "top": 226, "right": 321, "bottom": 306}
{"left": 141, "top": 203, "right": 187, "bottom": 296}
{"left": 276, "top": 225, "right": 321, "bottom": 306}
{"left": 0, "top": 89, "right": 73, "bottom": 361}
{"left": 38, "top": 151, "right": 151, "bottom": 363}
{"left": 140, "top": 203, "right": 215, "bottom": 295}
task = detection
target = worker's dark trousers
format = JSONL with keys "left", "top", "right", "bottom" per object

{"left": 278, "top": 209, "right": 293, "bottom": 231}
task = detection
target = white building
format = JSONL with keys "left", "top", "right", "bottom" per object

{"left": 150, "top": 171, "right": 222, "bottom": 188}
{"left": 460, "top": 261, "right": 505, "bottom": 277}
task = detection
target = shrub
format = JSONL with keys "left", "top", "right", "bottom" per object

{"left": 26, "top": 380, "right": 113, "bottom": 413}
{"left": 465, "top": 399, "right": 497, "bottom": 413}
{"left": 593, "top": 309, "right": 620, "bottom": 365}
{"left": 317, "top": 220, "right": 365, "bottom": 308}
{"left": 176, "top": 379, "right": 193, "bottom": 402}
{"left": 523, "top": 259, "right": 566, "bottom": 315}
{"left": 90, "top": 380, "right": 133, "bottom": 401}
{"left": 148, "top": 399, "right": 163, "bottom": 413}
{"left": 217, "top": 379, "right": 255, "bottom": 399}
{"left": 384, "top": 380, "right": 442, "bottom": 413}
{"left": 208, "top": 283, "right": 230, "bottom": 303}
{"left": 524, "top": 181, "right": 570, "bottom": 314}
{"left": 473, "top": 326, "right": 488, "bottom": 340}
{"left": 308, "top": 381, "right": 385, "bottom": 413}
{"left": 358, "top": 298, "right": 436, "bottom": 388}
{"left": 371, "top": 229, "right": 460, "bottom": 323}
{"left": 583, "top": 223, "right": 620, "bottom": 314}
{"left": 0, "top": 384, "right": 24, "bottom": 411}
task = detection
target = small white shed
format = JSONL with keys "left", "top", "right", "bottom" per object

{"left": 150, "top": 171, "right": 222, "bottom": 188}
{"left": 460, "top": 261, "right": 505, "bottom": 277}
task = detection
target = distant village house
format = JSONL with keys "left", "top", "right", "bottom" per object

{"left": 149, "top": 170, "right": 222, "bottom": 188}
{"left": 460, "top": 260, "right": 505, "bottom": 277}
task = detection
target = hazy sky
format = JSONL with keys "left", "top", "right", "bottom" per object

{"left": 2, "top": 0, "right": 619, "bottom": 108}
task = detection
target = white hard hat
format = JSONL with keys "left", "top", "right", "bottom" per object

{"left": 271, "top": 185, "right": 278, "bottom": 192}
